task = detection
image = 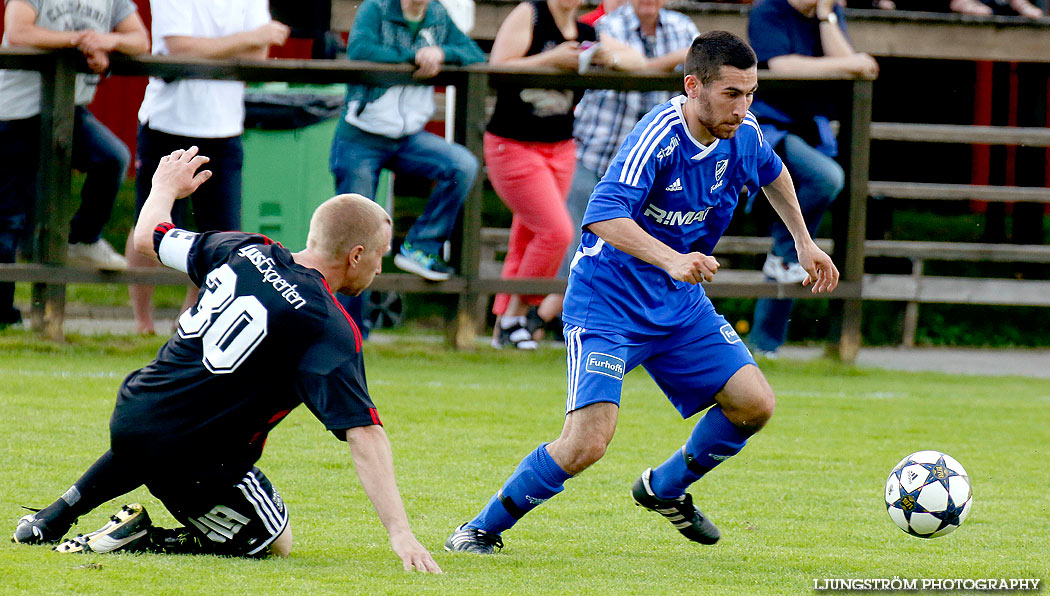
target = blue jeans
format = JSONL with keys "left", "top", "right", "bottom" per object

{"left": 0, "top": 107, "right": 130, "bottom": 312}
{"left": 329, "top": 121, "right": 478, "bottom": 256}
{"left": 558, "top": 161, "right": 602, "bottom": 278}
{"left": 749, "top": 134, "right": 844, "bottom": 353}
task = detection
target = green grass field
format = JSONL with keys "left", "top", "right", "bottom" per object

{"left": 1, "top": 332, "right": 1047, "bottom": 595}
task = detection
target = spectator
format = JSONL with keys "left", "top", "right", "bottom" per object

{"left": 0, "top": 0, "right": 148, "bottom": 328}
{"left": 745, "top": 0, "right": 876, "bottom": 357}
{"left": 488, "top": 0, "right": 644, "bottom": 349}
{"left": 535, "top": 0, "right": 700, "bottom": 339}
{"left": 329, "top": 0, "right": 485, "bottom": 286}
{"left": 125, "top": 0, "right": 289, "bottom": 335}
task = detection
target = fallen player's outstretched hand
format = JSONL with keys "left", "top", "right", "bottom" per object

{"left": 151, "top": 146, "right": 212, "bottom": 201}
{"left": 799, "top": 244, "right": 839, "bottom": 294}
{"left": 391, "top": 532, "right": 443, "bottom": 574}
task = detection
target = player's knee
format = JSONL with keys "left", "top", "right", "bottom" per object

{"left": 557, "top": 436, "right": 608, "bottom": 474}
{"left": 744, "top": 390, "right": 776, "bottom": 430}
{"left": 266, "top": 524, "right": 291, "bottom": 558}
{"left": 577, "top": 438, "right": 608, "bottom": 469}
{"left": 721, "top": 368, "right": 776, "bottom": 433}
{"left": 269, "top": 524, "right": 292, "bottom": 558}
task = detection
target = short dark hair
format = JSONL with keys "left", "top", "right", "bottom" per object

{"left": 685, "top": 31, "right": 757, "bottom": 85}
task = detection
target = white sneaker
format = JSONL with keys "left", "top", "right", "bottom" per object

{"left": 67, "top": 239, "right": 127, "bottom": 271}
{"left": 761, "top": 253, "right": 807, "bottom": 284}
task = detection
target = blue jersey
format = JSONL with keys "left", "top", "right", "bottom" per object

{"left": 562, "top": 96, "right": 784, "bottom": 336}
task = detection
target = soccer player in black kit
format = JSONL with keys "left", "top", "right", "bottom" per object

{"left": 12, "top": 147, "right": 441, "bottom": 572}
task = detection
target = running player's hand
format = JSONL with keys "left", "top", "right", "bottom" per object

{"left": 666, "top": 252, "right": 719, "bottom": 284}
{"left": 151, "top": 146, "right": 212, "bottom": 201}
{"left": 390, "top": 532, "right": 443, "bottom": 573}
{"left": 798, "top": 243, "right": 839, "bottom": 293}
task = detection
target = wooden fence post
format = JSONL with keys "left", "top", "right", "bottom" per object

{"left": 32, "top": 51, "right": 77, "bottom": 341}
{"left": 828, "top": 78, "right": 873, "bottom": 363}
{"left": 450, "top": 69, "right": 488, "bottom": 349}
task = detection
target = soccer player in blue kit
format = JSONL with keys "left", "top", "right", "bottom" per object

{"left": 447, "top": 30, "right": 839, "bottom": 553}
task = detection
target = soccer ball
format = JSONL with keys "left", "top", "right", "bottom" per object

{"left": 884, "top": 450, "right": 972, "bottom": 538}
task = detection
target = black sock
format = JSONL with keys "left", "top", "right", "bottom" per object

{"left": 43, "top": 450, "right": 145, "bottom": 527}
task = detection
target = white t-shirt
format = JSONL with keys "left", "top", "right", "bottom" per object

{"left": 0, "top": 0, "right": 137, "bottom": 120}
{"left": 137, "top": 0, "right": 271, "bottom": 138}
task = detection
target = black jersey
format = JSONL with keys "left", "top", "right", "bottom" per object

{"left": 110, "top": 225, "right": 379, "bottom": 483}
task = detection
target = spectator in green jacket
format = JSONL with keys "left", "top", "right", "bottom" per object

{"left": 330, "top": 0, "right": 484, "bottom": 289}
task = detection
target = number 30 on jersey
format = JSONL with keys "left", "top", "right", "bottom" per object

{"left": 178, "top": 264, "right": 268, "bottom": 374}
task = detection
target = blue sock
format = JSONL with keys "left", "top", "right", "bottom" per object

{"left": 468, "top": 443, "right": 572, "bottom": 534}
{"left": 649, "top": 406, "right": 750, "bottom": 500}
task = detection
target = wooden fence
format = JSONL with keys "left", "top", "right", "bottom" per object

{"left": 12, "top": 47, "right": 1046, "bottom": 360}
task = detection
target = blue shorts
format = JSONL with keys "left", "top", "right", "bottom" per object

{"left": 564, "top": 313, "right": 756, "bottom": 419}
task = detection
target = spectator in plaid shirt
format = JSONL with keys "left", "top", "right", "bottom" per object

{"left": 531, "top": 0, "right": 700, "bottom": 334}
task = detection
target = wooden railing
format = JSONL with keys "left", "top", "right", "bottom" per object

{"left": 0, "top": 47, "right": 874, "bottom": 360}
{"left": 333, "top": 0, "right": 1050, "bottom": 62}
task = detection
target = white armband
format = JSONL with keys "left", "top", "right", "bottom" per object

{"left": 158, "top": 228, "right": 198, "bottom": 273}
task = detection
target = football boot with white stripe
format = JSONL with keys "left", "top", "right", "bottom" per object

{"left": 445, "top": 523, "right": 504, "bottom": 554}
{"left": 54, "top": 504, "right": 151, "bottom": 554}
{"left": 631, "top": 468, "right": 720, "bottom": 545}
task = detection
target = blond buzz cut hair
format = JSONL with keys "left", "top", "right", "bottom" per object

{"left": 306, "top": 194, "right": 392, "bottom": 260}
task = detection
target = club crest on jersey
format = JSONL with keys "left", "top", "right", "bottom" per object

{"left": 585, "top": 352, "right": 625, "bottom": 380}
{"left": 720, "top": 323, "right": 742, "bottom": 344}
{"left": 710, "top": 159, "right": 729, "bottom": 192}
{"left": 644, "top": 204, "right": 711, "bottom": 226}
{"left": 656, "top": 135, "right": 680, "bottom": 160}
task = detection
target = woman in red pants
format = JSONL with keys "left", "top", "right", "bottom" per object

{"left": 485, "top": 0, "right": 641, "bottom": 349}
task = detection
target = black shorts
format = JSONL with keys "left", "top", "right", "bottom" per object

{"left": 149, "top": 466, "right": 289, "bottom": 557}
{"left": 134, "top": 124, "right": 243, "bottom": 232}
